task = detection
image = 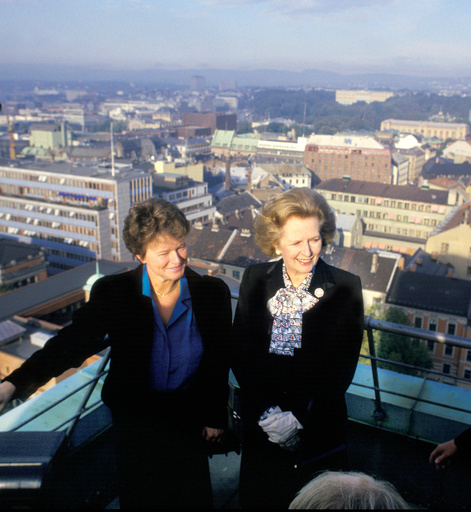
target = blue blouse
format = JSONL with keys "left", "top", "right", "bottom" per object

{"left": 142, "top": 265, "right": 204, "bottom": 391}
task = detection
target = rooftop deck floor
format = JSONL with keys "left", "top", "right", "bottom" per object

{"left": 6, "top": 418, "right": 463, "bottom": 510}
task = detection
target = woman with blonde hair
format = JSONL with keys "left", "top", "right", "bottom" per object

{"left": 232, "top": 188, "right": 364, "bottom": 509}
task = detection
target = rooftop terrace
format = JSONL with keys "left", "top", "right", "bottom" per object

{"left": 0, "top": 315, "right": 470, "bottom": 509}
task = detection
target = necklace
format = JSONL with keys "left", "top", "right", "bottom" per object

{"left": 154, "top": 282, "right": 178, "bottom": 298}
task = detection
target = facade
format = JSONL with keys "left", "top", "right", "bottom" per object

{"left": 394, "top": 146, "right": 426, "bottom": 182}
{"left": 391, "top": 152, "right": 410, "bottom": 186}
{"left": 386, "top": 268, "right": 471, "bottom": 388}
{"left": 153, "top": 173, "right": 216, "bottom": 226}
{"left": 182, "top": 113, "right": 236, "bottom": 135}
{"left": 425, "top": 203, "right": 471, "bottom": 280}
{"left": 381, "top": 119, "right": 469, "bottom": 140}
{"left": 335, "top": 89, "right": 394, "bottom": 105}
{"left": 256, "top": 163, "right": 312, "bottom": 189}
{"left": 304, "top": 135, "right": 392, "bottom": 184}
{"left": 256, "top": 137, "right": 308, "bottom": 164}
{"left": 29, "top": 122, "right": 72, "bottom": 151}
{"left": 0, "top": 160, "right": 153, "bottom": 273}
{"left": 315, "top": 178, "right": 461, "bottom": 256}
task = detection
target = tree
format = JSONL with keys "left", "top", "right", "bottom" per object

{"left": 377, "top": 307, "right": 433, "bottom": 377}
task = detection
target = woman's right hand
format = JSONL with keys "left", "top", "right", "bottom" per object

{"left": 0, "top": 381, "right": 16, "bottom": 413}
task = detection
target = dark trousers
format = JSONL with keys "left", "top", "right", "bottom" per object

{"left": 239, "top": 426, "right": 348, "bottom": 510}
{"left": 112, "top": 413, "right": 213, "bottom": 509}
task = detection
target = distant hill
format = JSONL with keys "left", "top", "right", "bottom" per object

{"left": 1, "top": 63, "right": 470, "bottom": 91}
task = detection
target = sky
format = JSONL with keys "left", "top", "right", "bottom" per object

{"left": 2, "top": 0, "right": 471, "bottom": 78}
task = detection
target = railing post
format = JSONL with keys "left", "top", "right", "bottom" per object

{"left": 64, "top": 348, "right": 111, "bottom": 441}
{"left": 364, "top": 316, "right": 386, "bottom": 425}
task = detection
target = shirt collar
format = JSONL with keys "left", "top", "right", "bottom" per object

{"left": 141, "top": 264, "right": 190, "bottom": 302}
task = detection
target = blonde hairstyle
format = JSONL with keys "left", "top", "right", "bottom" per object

{"left": 253, "top": 187, "right": 336, "bottom": 257}
{"left": 123, "top": 197, "right": 190, "bottom": 258}
{"left": 289, "top": 471, "right": 409, "bottom": 510}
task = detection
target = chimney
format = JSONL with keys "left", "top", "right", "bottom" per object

{"left": 225, "top": 153, "right": 231, "bottom": 191}
{"left": 247, "top": 165, "right": 252, "bottom": 192}
{"left": 370, "top": 252, "right": 379, "bottom": 273}
{"left": 431, "top": 251, "right": 437, "bottom": 261}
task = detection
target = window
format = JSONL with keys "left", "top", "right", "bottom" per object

{"left": 414, "top": 317, "right": 422, "bottom": 329}
{"left": 441, "top": 243, "right": 449, "bottom": 254}
{"left": 443, "top": 364, "right": 451, "bottom": 374}
{"left": 465, "top": 370, "right": 471, "bottom": 380}
{"left": 448, "top": 323, "right": 456, "bottom": 336}
{"left": 445, "top": 344, "right": 454, "bottom": 357}
{"left": 429, "top": 320, "right": 437, "bottom": 332}
{"left": 467, "top": 350, "right": 471, "bottom": 362}
{"left": 427, "top": 340, "right": 435, "bottom": 352}
{"left": 232, "top": 270, "right": 240, "bottom": 280}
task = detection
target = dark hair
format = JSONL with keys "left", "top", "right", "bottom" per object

{"left": 123, "top": 198, "right": 190, "bottom": 257}
{"left": 253, "top": 187, "right": 336, "bottom": 257}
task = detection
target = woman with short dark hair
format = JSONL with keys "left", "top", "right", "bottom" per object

{"left": 0, "top": 197, "right": 232, "bottom": 509}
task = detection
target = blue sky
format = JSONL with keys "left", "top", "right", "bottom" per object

{"left": 2, "top": 0, "right": 470, "bottom": 77}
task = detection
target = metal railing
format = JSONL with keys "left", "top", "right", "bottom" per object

{"left": 3, "top": 314, "right": 471, "bottom": 440}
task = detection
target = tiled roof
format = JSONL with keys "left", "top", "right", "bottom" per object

{"left": 315, "top": 179, "right": 449, "bottom": 204}
{"left": 321, "top": 246, "right": 398, "bottom": 293}
{"left": 216, "top": 191, "right": 262, "bottom": 216}
{"left": 386, "top": 270, "right": 471, "bottom": 317}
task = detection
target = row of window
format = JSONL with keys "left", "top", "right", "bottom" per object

{"left": 0, "top": 170, "right": 115, "bottom": 193}
{"left": 329, "top": 193, "right": 445, "bottom": 213}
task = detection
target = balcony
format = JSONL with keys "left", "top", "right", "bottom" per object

{"left": 0, "top": 316, "right": 470, "bottom": 509}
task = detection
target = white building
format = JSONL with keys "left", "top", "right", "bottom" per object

{"left": 0, "top": 160, "right": 153, "bottom": 274}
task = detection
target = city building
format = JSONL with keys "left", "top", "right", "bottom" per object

{"left": 335, "top": 89, "right": 395, "bottom": 105}
{"left": 152, "top": 172, "right": 216, "bottom": 226}
{"left": 0, "top": 159, "right": 153, "bottom": 274}
{"left": 256, "top": 162, "right": 312, "bottom": 189}
{"left": 182, "top": 112, "right": 236, "bottom": 135}
{"left": 28, "top": 122, "right": 72, "bottom": 151}
{"left": 394, "top": 146, "right": 426, "bottom": 182}
{"left": 425, "top": 202, "right": 471, "bottom": 280}
{"left": 391, "top": 152, "right": 410, "bottom": 185}
{"left": 315, "top": 178, "right": 462, "bottom": 256}
{"left": 304, "top": 134, "right": 392, "bottom": 184}
{"left": 386, "top": 266, "right": 471, "bottom": 388}
{"left": 190, "top": 75, "right": 206, "bottom": 93}
{"left": 381, "top": 119, "right": 469, "bottom": 140}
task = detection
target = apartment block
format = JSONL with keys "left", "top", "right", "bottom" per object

{"left": 387, "top": 268, "right": 471, "bottom": 388}
{"left": 315, "top": 178, "right": 461, "bottom": 256}
{"left": 0, "top": 160, "right": 153, "bottom": 273}
{"left": 304, "top": 135, "right": 392, "bottom": 184}
{"left": 381, "top": 119, "right": 469, "bottom": 140}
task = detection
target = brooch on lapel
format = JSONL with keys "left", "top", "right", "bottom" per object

{"left": 314, "top": 288, "right": 324, "bottom": 298}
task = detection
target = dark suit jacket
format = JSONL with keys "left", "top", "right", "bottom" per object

{"left": 5, "top": 265, "right": 232, "bottom": 429}
{"left": 232, "top": 257, "right": 364, "bottom": 458}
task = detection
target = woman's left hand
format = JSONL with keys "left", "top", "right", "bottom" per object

{"left": 202, "top": 426, "right": 224, "bottom": 443}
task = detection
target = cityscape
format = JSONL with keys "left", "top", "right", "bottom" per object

{"left": 1, "top": 0, "right": 471, "bottom": 508}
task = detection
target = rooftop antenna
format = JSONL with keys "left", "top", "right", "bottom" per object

{"left": 110, "top": 122, "right": 115, "bottom": 177}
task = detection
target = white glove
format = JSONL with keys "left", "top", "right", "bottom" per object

{"left": 258, "top": 407, "right": 303, "bottom": 446}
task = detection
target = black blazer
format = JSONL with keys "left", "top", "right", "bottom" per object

{"left": 5, "top": 265, "right": 232, "bottom": 429}
{"left": 232, "top": 258, "right": 364, "bottom": 458}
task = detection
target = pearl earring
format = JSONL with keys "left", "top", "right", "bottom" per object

{"left": 275, "top": 249, "right": 281, "bottom": 256}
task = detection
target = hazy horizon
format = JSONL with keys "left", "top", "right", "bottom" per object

{"left": 2, "top": 0, "right": 471, "bottom": 81}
